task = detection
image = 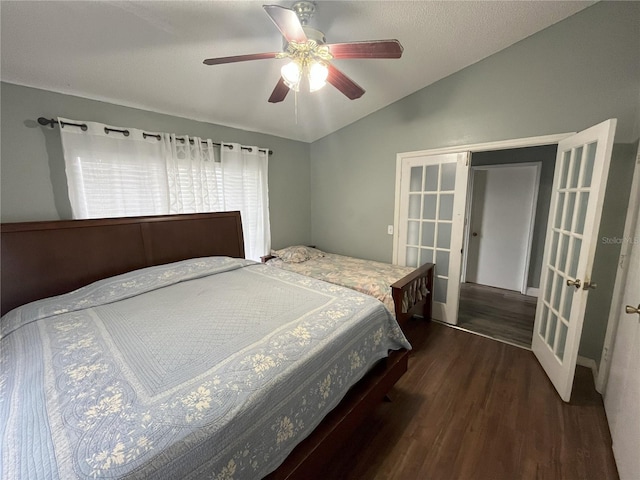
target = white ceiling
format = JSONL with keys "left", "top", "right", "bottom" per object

{"left": 1, "top": 1, "right": 595, "bottom": 143}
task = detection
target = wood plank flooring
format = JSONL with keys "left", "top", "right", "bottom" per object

{"left": 458, "top": 282, "right": 537, "bottom": 349}
{"left": 320, "top": 320, "right": 618, "bottom": 480}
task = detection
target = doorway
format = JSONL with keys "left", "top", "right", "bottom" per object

{"left": 464, "top": 163, "right": 540, "bottom": 293}
{"left": 395, "top": 121, "right": 619, "bottom": 402}
{"left": 457, "top": 146, "right": 557, "bottom": 348}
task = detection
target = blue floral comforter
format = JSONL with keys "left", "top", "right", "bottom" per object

{"left": 0, "top": 257, "right": 410, "bottom": 479}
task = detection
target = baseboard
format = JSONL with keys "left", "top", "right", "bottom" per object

{"left": 577, "top": 356, "right": 599, "bottom": 385}
{"left": 525, "top": 287, "right": 539, "bottom": 297}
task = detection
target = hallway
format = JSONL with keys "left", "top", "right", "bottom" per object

{"left": 457, "top": 282, "right": 537, "bottom": 349}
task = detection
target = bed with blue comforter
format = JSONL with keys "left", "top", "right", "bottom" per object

{"left": 1, "top": 256, "right": 410, "bottom": 479}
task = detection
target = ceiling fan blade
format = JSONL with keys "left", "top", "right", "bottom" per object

{"left": 263, "top": 5, "right": 307, "bottom": 43}
{"left": 327, "top": 64, "right": 365, "bottom": 100}
{"left": 268, "top": 77, "right": 290, "bottom": 103}
{"left": 203, "top": 52, "right": 279, "bottom": 66}
{"left": 326, "top": 40, "right": 404, "bottom": 59}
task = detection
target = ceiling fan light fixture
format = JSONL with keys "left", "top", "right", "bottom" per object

{"left": 308, "top": 61, "right": 328, "bottom": 92}
{"left": 281, "top": 60, "right": 302, "bottom": 90}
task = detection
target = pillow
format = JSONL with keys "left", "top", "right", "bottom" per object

{"left": 271, "top": 245, "right": 324, "bottom": 263}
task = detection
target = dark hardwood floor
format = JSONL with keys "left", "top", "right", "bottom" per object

{"left": 458, "top": 282, "right": 537, "bottom": 349}
{"left": 320, "top": 320, "right": 618, "bottom": 480}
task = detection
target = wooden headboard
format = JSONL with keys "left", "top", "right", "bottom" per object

{"left": 0, "top": 212, "right": 244, "bottom": 316}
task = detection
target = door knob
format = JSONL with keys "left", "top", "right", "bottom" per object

{"left": 566, "top": 278, "right": 581, "bottom": 289}
{"left": 472, "top": 232, "right": 478, "bottom": 237}
{"left": 625, "top": 304, "right": 640, "bottom": 315}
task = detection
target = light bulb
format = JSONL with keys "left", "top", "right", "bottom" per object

{"left": 308, "top": 62, "right": 329, "bottom": 92}
{"left": 281, "top": 61, "right": 301, "bottom": 91}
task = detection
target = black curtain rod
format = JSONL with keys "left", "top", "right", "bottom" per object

{"left": 37, "top": 117, "right": 273, "bottom": 155}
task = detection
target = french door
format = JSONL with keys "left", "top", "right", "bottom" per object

{"left": 532, "top": 119, "right": 617, "bottom": 402}
{"left": 395, "top": 152, "right": 470, "bottom": 324}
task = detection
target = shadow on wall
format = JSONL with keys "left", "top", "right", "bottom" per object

{"left": 24, "top": 119, "right": 73, "bottom": 219}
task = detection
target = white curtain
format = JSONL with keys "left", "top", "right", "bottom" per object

{"left": 219, "top": 143, "right": 271, "bottom": 263}
{"left": 59, "top": 118, "right": 270, "bottom": 261}
{"left": 61, "top": 119, "right": 169, "bottom": 218}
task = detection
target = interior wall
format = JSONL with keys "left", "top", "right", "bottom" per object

{"left": 309, "top": 1, "right": 640, "bottom": 364}
{"left": 0, "top": 82, "right": 312, "bottom": 249}
{"left": 470, "top": 145, "right": 557, "bottom": 290}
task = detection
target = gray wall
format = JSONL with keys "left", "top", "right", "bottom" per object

{"left": 470, "top": 145, "right": 557, "bottom": 290}
{"left": 0, "top": 82, "right": 312, "bottom": 249}
{"left": 309, "top": 1, "right": 640, "bottom": 364}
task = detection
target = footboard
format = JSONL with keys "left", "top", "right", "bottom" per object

{"left": 391, "top": 262, "right": 434, "bottom": 328}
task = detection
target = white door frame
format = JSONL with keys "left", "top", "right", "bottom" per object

{"left": 596, "top": 144, "right": 640, "bottom": 393}
{"left": 393, "top": 132, "right": 574, "bottom": 263}
{"left": 461, "top": 162, "right": 541, "bottom": 295}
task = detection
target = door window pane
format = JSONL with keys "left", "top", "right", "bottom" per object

{"left": 422, "top": 194, "right": 437, "bottom": 219}
{"left": 549, "top": 231, "right": 559, "bottom": 268}
{"left": 425, "top": 165, "right": 439, "bottom": 192}
{"left": 548, "top": 312, "right": 558, "bottom": 347}
{"left": 575, "top": 192, "right": 589, "bottom": 234}
{"left": 560, "top": 151, "right": 571, "bottom": 188}
{"left": 558, "top": 234, "right": 569, "bottom": 271}
{"left": 439, "top": 194, "right": 454, "bottom": 220}
{"left": 556, "top": 321, "right": 568, "bottom": 361}
{"left": 436, "top": 250, "right": 450, "bottom": 276}
{"left": 420, "top": 248, "right": 434, "bottom": 266}
{"left": 441, "top": 163, "right": 456, "bottom": 191}
{"left": 437, "top": 222, "right": 452, "bottom": 249}
{"left": 568, "top": 237, "right": 581, "bottom": 279}
{"left": 544, "top": 267, "right": 554, "bottom": 303}
{"left": 407, "top": 220, "right": 419, "bottom": 245}
{"left": 409, "top": 194, "right": 421, "bottom": 219}
{"left": 554, "top": 193, "right": 565, "bottom": 229}
{"left": 410, "top": 166, "right": 423, "bottom": 192}
{"left": 539, "top": 304, "right": 549, "bottom": 338}
{"left": 552, "top": 273, "right": 563, "bottom": 312}
{"left": 406, "top": 247, "right": 419, "bottom": 268}
{"left": 564, "top": 192, "right": 576, "bottom": 231}
{"left": 570, "top": 146, "right": 583, "bottom": 188}
{"left": 421, "top": 221, "right": 435, "bottom": 247}
{"left": 561, "top": 284, "right": 573, "bottom": 319}
{"left": 434, "top": 276, "right": 448, "bottom": 303}
{"left": 582, "top": 142, "right": 597, "bottom": 187}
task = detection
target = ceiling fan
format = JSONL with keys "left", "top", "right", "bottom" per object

{"left": 203, "top": 2, "right": 403, "bottom": 103}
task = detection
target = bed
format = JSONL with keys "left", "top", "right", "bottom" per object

{"left": 0, "top": 212, "right": 410, "bottom": 480}
{"left": 262, "top": 246, "right": 434, "bottom": 329}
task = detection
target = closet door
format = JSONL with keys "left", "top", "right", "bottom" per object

{"left": 395, "top": 152, "right": 469, "bottom": 324}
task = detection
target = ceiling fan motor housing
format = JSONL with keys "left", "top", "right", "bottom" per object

{"left": 283, "top": 25, "right": 326, "bottom": 50}
{"left": 291, "top": 1, "right": 316, "bottom": 25}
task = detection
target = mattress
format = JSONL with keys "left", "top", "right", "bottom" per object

{"left": 0, "top": 257, "right": 410, "bottom": 479}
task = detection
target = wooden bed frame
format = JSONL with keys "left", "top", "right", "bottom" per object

{"left": 0, "top": 211, "right": 408, "bottom": 479}
{"left": 261, "top": 252, "right": 434, "bottom": 329}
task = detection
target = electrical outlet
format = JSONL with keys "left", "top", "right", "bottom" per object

{"left": 387, "top": 225, "right": 394, "bottom": 235}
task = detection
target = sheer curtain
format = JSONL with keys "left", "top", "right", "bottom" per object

{"left": 60, "top": 118, "right": 169, "bottom": 218}
{"left": 59, "top": 118, "right": 270, "bottom": 261}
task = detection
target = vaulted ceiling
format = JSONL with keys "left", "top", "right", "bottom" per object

{"left": 0, "top": 1, "right": 595, "bottom": 142}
